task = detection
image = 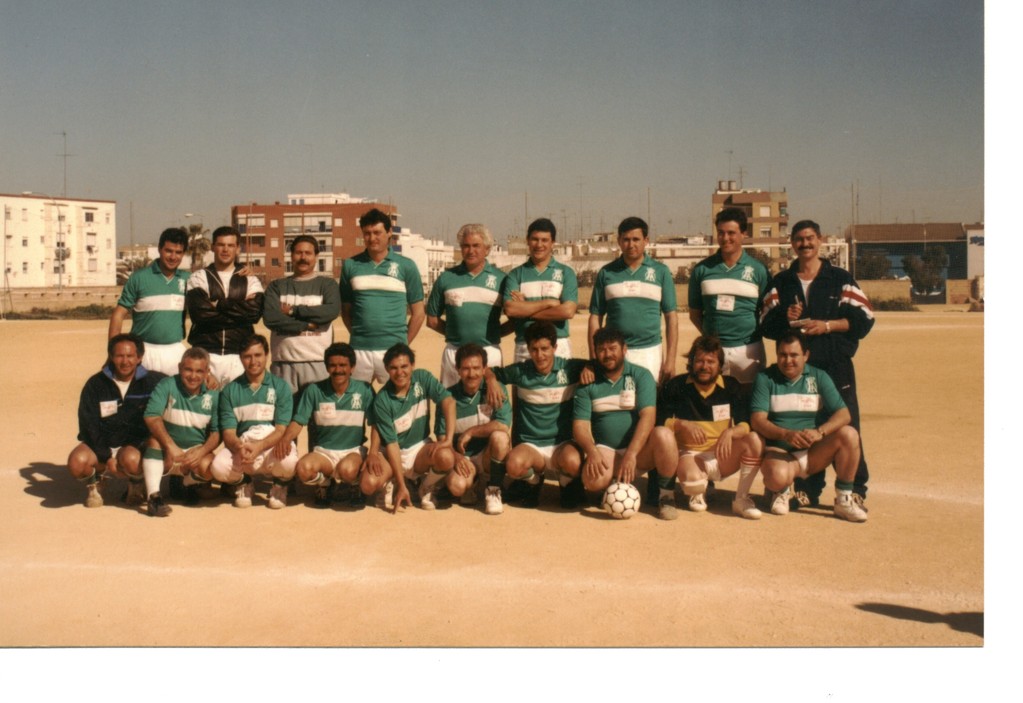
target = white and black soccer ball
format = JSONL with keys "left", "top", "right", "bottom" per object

{"left": 602, "top": 482, "right": 641, "bottom": 519}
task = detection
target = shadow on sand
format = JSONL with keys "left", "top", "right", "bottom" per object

{"left": 856, "top": 602, "right": 983, "bottom": 640}
{"left": 18, "top": 462, "right": 136, "bottom": 510}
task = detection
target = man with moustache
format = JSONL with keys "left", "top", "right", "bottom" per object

{"left": 760, "top": 219, "right": 874, "bottom": 510}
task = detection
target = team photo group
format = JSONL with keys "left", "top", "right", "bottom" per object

{"left": 70, "top": 205, "right": 874, "bottom": 523}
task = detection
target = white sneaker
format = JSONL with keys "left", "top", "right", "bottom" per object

{"left": 834, "top": 492, "right": 868, "bottom": 522}
{"left": 85, "top": 480, "right": 103, "bottom": 508}
{"left": 731, "top": 496, "right": 762, "bottom": 520}
{"left": 770, "top": 488, "right": 791, "bottom": 516}
{"left": 267, "top": 482, "right": 287, "bottom": 510}
{"left": 484, "top": 486, "right": 503, "bottom": 515}
{"left": 419, "top": 480, "right": 437, "bottom": 510}
{"left": 375, "top": 480, "right": 394, "bottom": 510}
{"left": 234, "top": 481, "right": 253, "bottom": 508}
{"left": 688, "top": 493, "right": 707, "bottom": 512}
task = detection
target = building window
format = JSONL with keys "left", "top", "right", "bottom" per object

{"left": 286, "top": 261, "right": 293, "bottom": 273}
{"left": 270, "top": 219, "right": 278, "bottom": 228}
{"left": 271, "top": 238, "right": 279, "bottom": 248}
{"left": 334, "top": 218, "right": 343, "bottom": 228}
{"left": 107, "top": 238, "right": 112, "bottom": 249}
{"left": 89, "top": 259, "right": 98, "bottom": 272}
{"left": 318, "top": 259, "right": 326, "bottom": 272}
{"left": 318, "top": 220, "right": 328, "bottom": 232}
{"left": 22, "top": 208, "right": 28, "bottom": 221}
{"left": 22, "top": 262, "right": 28, "bottom": 273}
{"left": 85, "top": 212, "right": 95, "bottom": 223}
{"left": 758, "top": 205, "right": 771, "bottom": 217}
{"left": 105, "top": 212, "right": 110, "bottom": 224}
{"left": 271, "top": 258, "right": 280, "bottom": 267}
{"left": 759, "top": 227, "right": 771, "bottom": 238}
{"left": 22, "top": 237, "right": 28, "bottom": 247}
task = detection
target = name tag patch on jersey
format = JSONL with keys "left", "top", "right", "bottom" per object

{"left": 394, "top": 414, "right": 413, "bottom": 434}
{"left": 716, "top": 294, "right": 735, "bottom": 311}
{"left": 712, "top": 404, "right": 731, "bottom": 422}
{"left": 318, "top": 402, "right": 336, "bottom": 419}
{"left": 620, "top": 389, "right": 636, "bottom": 409}
{"left": 100, "top": 400, "right": 118, "bottom": 418}
{"left": 256, "top": 405, "right": 275, "bottom": 421}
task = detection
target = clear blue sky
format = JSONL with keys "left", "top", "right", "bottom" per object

{"left": 1, "top": 0, "right": 984, "bottom": 245}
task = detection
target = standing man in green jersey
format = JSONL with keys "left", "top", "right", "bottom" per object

{"left": 426, "top": 223, "right": 514, "bottom": 386}
{"left": 431, "top": 343, "right": 512, "bottom": 514}
{"left": 503, "top": 218, "right": 578, "bottom": 362}
{"left": 186, "top": 226, "right": 265, "bottom": 388}
{"left": 141, "top": 347, "right": 221, "bottom": 516}
{"left": 339, "top": 208, "right": 425, "bottom": 385}
{"left": 688, "top": 208, "right": 770, "bottom": 386}
{"left": 573, "top": 327, "right": 679, "bottom": 519}
{"left": 362, "top": 344, "right": 456, "bottom": 512}
{"left": 277, "top": 342, "right": 377, "bottom": 508}
{"left": 588, "top": 216, "right": 678, "bottom": 385}
{"left": 210, "top": 335, "right": 299, "bottom": 509}
{"left": 109, "top": 228, "right": 190, "bottom": 376}
{"left": 750, "top": 332, "right": 867, "bottom": 522}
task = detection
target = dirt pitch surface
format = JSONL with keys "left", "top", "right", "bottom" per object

{"left": 0, "top": 311, "right": 997, "bottom": 691}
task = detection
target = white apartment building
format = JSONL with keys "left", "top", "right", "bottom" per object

{"left": 388, "top": 226, "right": 455, "bottom": 296}
{"left": 2, "top": 192, "right": 117, "bottom": 287}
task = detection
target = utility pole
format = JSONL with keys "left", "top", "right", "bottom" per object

{"left": 56, "top": 131, "right": 74, "bottom": 198}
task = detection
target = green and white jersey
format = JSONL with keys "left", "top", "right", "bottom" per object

{"left": 292, "top": 378, "right": 375, "bottom": 451}
{"left": 339, "top": 249, "right": 424, "bottom": 351}
{"left": 573, "top": 361, "right": 656, "bottom": 450}
{"left": 369, "top": 368, "right": 450, "bottom": 449}
{"left": 503, "top": 257, "right": 578, "bottom": 343}
{"left": 425, "top": 261, "right": 505, "bottom": 346}
{"left": 144, "top": 375, "right": 220, "bottom": 448}
{"left": 218, "top": 371, "right": 294, "bottom": 436}
{"left": 688, "top": 251, "right": 769, "bottom": 346}
{"left": 494, "top": 357, "right": 588, "bottom": 446}
{"left": 435, "top": 379, "right": 512, "bottom": 457}
{"left": 589, "top": 255, "right": 676, "bottom": 350}
{"left": 117, "top": 261, "right": 189, "bottom": 344}
{"left": 750, "top": 363, "right": 846, "bottom": 452}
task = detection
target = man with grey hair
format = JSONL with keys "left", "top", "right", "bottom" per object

{"left": 426, "top": 223, "right": 514, "bottom": 387}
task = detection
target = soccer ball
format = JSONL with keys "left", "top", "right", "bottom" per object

{"left": 602, "top": 482, "right": 641, "bottom": 519}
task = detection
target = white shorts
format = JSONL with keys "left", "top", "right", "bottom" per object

{"left": 722, "top": 341, "right": 766, "bottom": 385}
{"left": 399, "top": 441, "right": 427, "bottom": 479}
{"left": 142, "top": 341, "right": 188, "bottom": 376}
{"left": 352, "top": 348, "right": 389, "bottom": 385}
{"left": 766, "top": 447, "right": 809, "bottom": 477}
{"left": 209, "top": 353, "right": 244, "bottom": 388}
{"left": 626, "top": 344, "right": 662, "bottom": 382}
{"left": 681, "top": 449, "right": 721, "bottom": 481}
{"left": 514, "top": 338, "right": 572, "bottom": 364}
{"left": 211, "top": 425, "right": 298, "bottom": 480}
{"left": 441, "top": 343, "right": 503, "bottom": 388}
{"left": 312, "top": 446, "right": 366, "bottom": 469}
{"left": 519, "top": 441, "right": 572, "bottom": 474}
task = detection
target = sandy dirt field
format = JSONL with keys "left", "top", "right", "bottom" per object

{"left": 0, "top": 310, "right": 985, "bottom": 653}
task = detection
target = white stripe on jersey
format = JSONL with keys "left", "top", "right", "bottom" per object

{"left": 591, "top": 395, "right": 630, "bottom": 413}
{"left": 393, "top": 399, "right": 429, "bottom": 429}
{"left": 701, "top": 278, "right": 760, "bottom": 299}
{"left": 233, "top": 403, "right": 277, "bottom": 423}
{"left": 279, "top": 293, "right": 325, "bottom": 306}
{"left": 164, "top": 407, "right": 212, "bottom": 429}
{"left": 519, "top": 280, "right": 563, "bottom": 299}
{"left": 604, "top": 280, "right": 662, "bottom": 303}
{"left": 314, "top": 409, "right": 366, "bottom": 427}
{"left": 455, "top": 414, "right": 485, "bottom": 434}
{"left": 134, "top": 294, "right": 185, "bottom": 312}
{"left": 445, "top": 286, "right": 501, "bottom": 306}
{"left": 351, "top": 275, "right": 407, "bottom": 293}
{"left": 769, "top": 394, "right": 822, "bottom": 413}
{"left": 517, "top": 385, "right": 577, "bottom": 405}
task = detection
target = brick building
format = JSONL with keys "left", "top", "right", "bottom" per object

{"left": 711, "top": 180, "right": 789, "bottom": 239}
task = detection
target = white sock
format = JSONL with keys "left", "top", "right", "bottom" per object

{"left": 142, "top": 457, "right": 164, "bottom": 497}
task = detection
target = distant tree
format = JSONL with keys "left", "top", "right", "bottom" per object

{"left": 745, "top": 246, "right": 774, "bottom": 274}
{"left": 187, "top": 223, "right": 211, "bottom": 272}
{"left": 855, "top": 250, "right": 891, "bottom": 280}
{"left": 902, "top": 246, "right": 948, "bottom": 294}
{"left": 116, "top": 255, "right": 151, "bottom": 285}
{"left": 674, "top": 264, "right": 691, "bottom": 284}
{"left": 577, "top": 268, "right": 596, "bottom": 287}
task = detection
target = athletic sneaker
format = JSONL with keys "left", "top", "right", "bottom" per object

{"left": 375, "top": 480, "right": 394, "bottom": 510}
{"left": 124, "top": 480, "right": 146, "bottom": 506}
{"left": 183, "top": 483, "right": 201, "bottom": 506}
{"left": 834, "top": 492, "right": 869, "bottom": 522}
{"left": 234, "top": 481, "right": 253, "bottom": 509}
{"left": 419, "top": 480, "right": 438, "bottom": 510}
{"left": 521, "top": 478, "right": 544, "bottom": 508}
{"left": 484, "top": 486, "right": 503, "bottom": 515}
{"left": 688, "top": 493, "right": 707, "bottom": 512}
{"left": 314, "top": 483, "right": 334, "bottom": 509}
{"left": 559, "top": 476, "right": 585, "bottom": 509}
{"left": 770, "top": 488, "right": 791, "bottom": 516}
{"left": 731, "top": 497, "right": 762, "bottom": 520}
{"left": 146, "top": 492, "right": 172, "bottom": 517}
{"left": 85, "top": 480, "right": 103, "bottom": 508}
{"left": 267, "top": 482, "right": 288, "bottom": 510}
{"left": 852, "top": 493, "right": 868, "bottom": 513}
{"left": 657, "top": 495, "right": 679, "bottom": 521}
